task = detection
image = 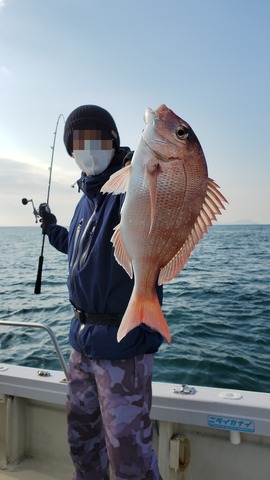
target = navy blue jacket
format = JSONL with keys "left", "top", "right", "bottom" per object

{"left": 47, "top": 149, "right": 163, "bottom": 359}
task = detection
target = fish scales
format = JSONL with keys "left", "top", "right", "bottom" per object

{"left": 101, "top": 104, "right": 227, "bottom": 343}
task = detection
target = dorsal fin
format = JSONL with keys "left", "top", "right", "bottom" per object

{"left": 158, "top": 178, "right": 228, "bottom": 285}
{"left": 101, "top": 165, "right": 131, "bottom": 195}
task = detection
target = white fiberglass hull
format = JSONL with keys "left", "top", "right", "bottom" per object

{"left": 0, "top": 364, "right": 270, "bottom": 480}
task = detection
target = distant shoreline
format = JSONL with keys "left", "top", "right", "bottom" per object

{"left": 0, "top": 223, "right": 269, "bottom": 228}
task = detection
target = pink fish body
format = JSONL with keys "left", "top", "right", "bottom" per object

{"left": 102, "top": 104, "right": 227, "bottom": 343}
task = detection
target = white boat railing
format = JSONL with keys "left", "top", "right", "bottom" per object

{"left": 0, "top": 321, "right": 68, "bottom": 378}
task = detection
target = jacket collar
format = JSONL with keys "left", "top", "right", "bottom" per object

{"left": 77, "top": 147, "right": 130, "bottom": 199}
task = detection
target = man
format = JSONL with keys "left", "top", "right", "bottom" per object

{"left": 40, "top": 104, "right": 163, "bottom": 480}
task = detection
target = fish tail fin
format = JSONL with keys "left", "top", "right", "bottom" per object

{"left": 117, "top": 291, "right": 171, "bottom": 344}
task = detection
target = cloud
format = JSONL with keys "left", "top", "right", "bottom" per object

{"left": 0, "top": 0, "right": 5, "bottom": 9}
{"left": 2, "top": 157, "right": 49, "bottom": 194}
{"left": 0, "top": 158, "right": 80, "bottom": 226}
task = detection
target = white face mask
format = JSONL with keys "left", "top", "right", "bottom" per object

{"left": 73, "top": 148, "right": 115, "bottom": 176}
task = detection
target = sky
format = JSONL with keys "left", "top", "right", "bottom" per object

{"left": 0, "top": 0, "right": 269, "bottom": 227}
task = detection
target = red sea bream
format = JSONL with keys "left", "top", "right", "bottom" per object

{"left": 102, "top": 104, "right": 227, "bottom": 343}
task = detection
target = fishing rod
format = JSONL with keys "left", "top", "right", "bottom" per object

{"left": 22, "top": 113, "right": 65, "bottom": 294}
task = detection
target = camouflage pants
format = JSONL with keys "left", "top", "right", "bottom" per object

{"left": 67, "top": 349, "right": 162, "bottom": 480}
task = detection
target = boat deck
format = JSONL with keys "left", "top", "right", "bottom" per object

{"left": 0, "top": 459, "right": 72, "bottom": 480}
{"left": 1, "top": 364, "right": 270, "bottom": 480}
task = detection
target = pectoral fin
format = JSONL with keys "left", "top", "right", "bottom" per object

{"left": 144, "top": 162, "right": 160, "bottom": 234}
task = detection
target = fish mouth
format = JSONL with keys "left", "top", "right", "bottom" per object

{"left": 143, "top": 107, "right": 155, "bottom": 125}
{"left": 142, "top": 107, "right": 162, "bottom": 158}
{"left": 144, "top": 104, "right": 169, "bottom": 125}
{"left": 142, "top": 105, "right": 179, "bottom": 160}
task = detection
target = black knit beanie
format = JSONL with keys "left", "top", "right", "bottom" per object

{"left": 63, "top": 105, "right": 120, "bottom": 156}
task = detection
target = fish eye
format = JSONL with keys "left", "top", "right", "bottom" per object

{"left": 176, "top": 126, "right": 189, "bottom": 140}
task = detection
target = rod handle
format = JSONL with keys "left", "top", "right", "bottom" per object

{"left": 34, "top": 255, "right": 44, "bottom": 294}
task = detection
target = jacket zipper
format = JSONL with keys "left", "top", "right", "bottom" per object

{"left": 70, "top": 208, "right": 97, "bottom": 307}
{"left": 70, "top": 219, "right": 83, "bottom": 268}
{"left": 77, "top": 324, "right": 87, "bottom": 357}
{"left": 79, "top": 225, "right": 96, "bottom": 268}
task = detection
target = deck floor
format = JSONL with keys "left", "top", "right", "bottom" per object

{"left": 0, "top": 459, "right": 73, "bottom": 480}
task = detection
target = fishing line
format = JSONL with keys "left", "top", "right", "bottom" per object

{"left": 22, "top": 113, "right": 65, "bottom": 294}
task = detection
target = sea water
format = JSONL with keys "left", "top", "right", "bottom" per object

{"left": 0, "top": 225, "right": 269, "bottom": 393}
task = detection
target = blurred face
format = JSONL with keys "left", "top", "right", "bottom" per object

{"left": 73, "top": 129, "right": 113, "bottom": 151}
{"left": 72, "top": 130, "right": 114, "bottom": 175}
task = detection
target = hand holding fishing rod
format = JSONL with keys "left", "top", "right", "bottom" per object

{"left": 21, "top": 199, "right": 56, "bottom": 230}
{"left": 22, "top": 113, "right": 64, "bottom": 294}
{"left": 38, "top": 203, "right": 57, "bottom": 233}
